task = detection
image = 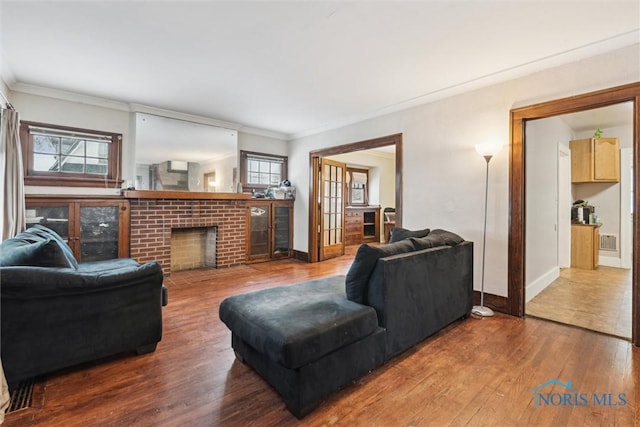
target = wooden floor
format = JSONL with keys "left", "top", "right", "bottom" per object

{"left": 4, "top": 252, "right": 639, "bottom": 427}
{"left": 526, "top": 267, "right": 633, "bottom": 339}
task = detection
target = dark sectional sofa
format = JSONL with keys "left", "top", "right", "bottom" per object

{"left": 219, "top": 228, "right": 473, "bottom": 418}
{"left": 0, "top": 225, "right": 167, "bottom": 387}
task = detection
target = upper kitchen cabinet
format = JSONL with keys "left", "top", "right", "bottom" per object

{"left": 570, "top": 137, "right": 620, "bottom": 183}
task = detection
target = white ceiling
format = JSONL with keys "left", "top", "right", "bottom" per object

{"left": 1, "top": 1, "right": 639, "bottom": 140}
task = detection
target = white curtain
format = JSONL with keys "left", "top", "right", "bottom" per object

{"left": 0, "top": 107, "right": 25, "bottom": 240}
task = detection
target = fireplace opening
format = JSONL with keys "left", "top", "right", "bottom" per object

{"left": 170, "top": 227, "right": 217, "bottom": 272}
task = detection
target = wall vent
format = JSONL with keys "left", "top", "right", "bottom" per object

{"left": 599, "top": 234, "right": 618, "bottom": 251}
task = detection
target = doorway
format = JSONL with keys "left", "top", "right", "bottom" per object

{"left": 308, "top": 133, "right": 403, "bottom": 262}
{"left": 523, "top": 104, "right": 634, "bottom": 338}
{"left": 508, "top": 82, "right": 640, "bottom": 346}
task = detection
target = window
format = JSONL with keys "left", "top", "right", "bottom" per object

{"left": 346, "top": 167, "right": 369, "bottom": 205}
{"left": 20, "top": 121, "right": 122, "bottom": 188}
{"left": 240, "top": 150, "right": 288, "bottom": 193}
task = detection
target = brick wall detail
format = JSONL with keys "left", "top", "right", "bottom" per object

{"left": 129, "top": 199, "right": 246, "bottom": 275}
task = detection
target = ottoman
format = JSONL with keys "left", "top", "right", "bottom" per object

{"left": 219, "top": 275, "right": 385, "bottom": 418}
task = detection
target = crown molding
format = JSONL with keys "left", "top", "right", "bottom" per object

{"left": 237, "top": 125, "right": 289, "bottom": 141}
{"left": 10, "top": 82, "right": 131, "bottom": 112}
{"left": 129, "top": 103, "right": 241, "bottom": 131}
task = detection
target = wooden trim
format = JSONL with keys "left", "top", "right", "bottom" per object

{"left": 472, "top": 291, "right": 509, "bottom": 314}
{"left": 122, "top": 190, "right": 252, "bottom": 200}
{"left": 293, "top": 249, "right": 309, "bottom": 262}
{"left": 308, "top": 133, "right": 403, "bottom": 262}
{"left": 20, "top": 121, "right": 123, "bottom": 188}
{"left": 508, "top": 81, "right": 640, "bottom": 346}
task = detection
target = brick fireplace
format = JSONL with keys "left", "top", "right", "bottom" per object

{"left": 128, "top": 196, "right": 247, "bottom": 275}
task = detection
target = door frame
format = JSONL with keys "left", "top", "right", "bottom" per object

{"left": 508, "top": 82, "right": 640, "bottom": 345}
{"left": 308, "top": 133, "right": 403, "bottom": 262}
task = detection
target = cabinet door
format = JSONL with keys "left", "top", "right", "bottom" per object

{"left": 570, "top": 139, "right": 592, "bottom": 182}
{"left": 247, "top": 203, "right": 271, "bottom": 261}
{"left": 77, "top": 202, "right": 129, "bottom": 262}
{"left": 272, "top": 202, "right": 292, "bottom": 258}
{"left": 593, "top": 138, "right": 619, "bottom": 181}
{"left": 25, "top": 202, "right": 73, "bottom": 247}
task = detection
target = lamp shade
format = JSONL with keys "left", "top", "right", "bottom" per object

{"left": 475, "top": 143, "right": 502, "bottom": 158}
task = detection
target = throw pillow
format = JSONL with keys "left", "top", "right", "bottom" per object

{"left": 345, "top": 239, "right": 415, "bottom": 303}
{"left": 28, "top": 224, "right": 79, "bottom": 269}
{"left": 410, "top": 234, "right": 446, "bottom": 250}
{"left": 429, "top": 229, "right": 465, "bottom": 245}
{"left": 388, "top": 227, "right": 430, "bottom": 243}
{"left": 0, "top": 237, "right": 73, "bottom": 268}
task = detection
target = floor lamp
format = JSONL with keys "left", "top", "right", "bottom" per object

{"left": 472, "top": 143, "right": 502, "bottom": 317}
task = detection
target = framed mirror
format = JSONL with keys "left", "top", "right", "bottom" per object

{"left": 134, "top": 113, "right": 238, "bottom": 192}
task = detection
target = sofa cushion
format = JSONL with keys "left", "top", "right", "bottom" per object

{"left": 25, "top": 225, "right": 78, "bottom": 269}
{"left": 345, "top": 239, "right": 415, "bottom": 303}
{"left": 0, "top": 237, "right": 74, "bottom": 268}
{"left": 388, "top": 227, "right": 430, "bottom": 243}
{"left": 219, "top": 275, "right": 379, "bottom": 370}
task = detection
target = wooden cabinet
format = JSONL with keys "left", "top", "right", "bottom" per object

{"left": 571, "top": 224, "right": 600, "bottom": 270}
{"left": 570, "top": 137, "right": 619, "bottom": 183}
{"left": 25, "top": 196, "right": 130, "bottom": 262}
{"left": 345, "top": 206, "right": 380, "bottom": 245}
{"left": 246, "top": 200, "right": 293, "bottom": 262}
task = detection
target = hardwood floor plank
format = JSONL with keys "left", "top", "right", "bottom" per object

{"left": 3, "top": 252, "right": 638, "bottom": 427}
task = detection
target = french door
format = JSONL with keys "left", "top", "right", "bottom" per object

{"left": 319, "top": 158, "right": 346, "bottom": 261}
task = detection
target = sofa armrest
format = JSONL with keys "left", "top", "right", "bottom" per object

{"left": 0, "top": 261, "right": 164, "bottom": 298}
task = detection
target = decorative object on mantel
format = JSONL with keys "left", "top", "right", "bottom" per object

{"left": 472, "top": 142, "right": 502, "bottom": 318}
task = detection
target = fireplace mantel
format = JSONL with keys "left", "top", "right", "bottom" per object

{"left": 122, "top": 190, "right": 252, "bottom": 200}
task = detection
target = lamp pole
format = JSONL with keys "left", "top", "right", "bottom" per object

{"left": 472, "top": 143, "right": 501, "bottom": 318}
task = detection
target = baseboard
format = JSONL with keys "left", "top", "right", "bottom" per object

{"left": 293, "top": 250, "right": 309, "bottom": 262}
{"left": 599, "top": 255, "right": 622, "bottom": 268}
{"left": 525, "top": 266, "right": 560, "bottom": 303}
{"left": 472, "top": 292, "right": 509, "bottom": 314}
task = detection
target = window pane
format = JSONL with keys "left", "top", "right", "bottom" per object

{"left": 86, "top": 141, "right": 109, "bottom": 158}
{"left": 33, "top": 135, "right": 59, "bottom": 154}
{"left": 86, "top": 157, "right": 108, "bottom": 174}
{"left": 33, "top": 153, "right": 59, "bottom": 171}
{"left": 60, "top": 156, "right": 85, "bottom": 173}
{"left": 62, "top": 138, "right": 84, "bottom": 155}
{"left": 259, "top": 161, "right": 271, "bottom": 173}
{"left": 270, "top": 174, "right": 280, "bottom": 185}
{"left": 271, "top": 163, "right": 281, "bottom": 174}
{"left": 248, "top": 172, "right": 260, "bottom": 184}
{"left": 259, "top": 173, "right": 270, "bottom": 184}
{"left": 249, "top": 160, "right": 259, "bottom": 172}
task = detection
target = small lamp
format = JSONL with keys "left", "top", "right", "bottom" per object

{"left": 472, "top": 143, "right": 502, "bottom": 317}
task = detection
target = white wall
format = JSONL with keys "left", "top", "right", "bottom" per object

{"left": 525, "top": 116, "right": 573, "bottom": 301}
{"left": 289, "top": 43, "right": 640, "bottom": 298}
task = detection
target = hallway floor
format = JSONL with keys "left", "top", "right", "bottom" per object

{"left": 526, "top": 266, "right": 632, "bottom": 339}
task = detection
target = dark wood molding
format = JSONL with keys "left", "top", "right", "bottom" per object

{"left": 293, "top": 250, "right": 309, "bottom": 262}
{"left": 308, "top": 133, "right": 403, "bottom": 262}
{"left": 508, "top": 81, "right": 640, "bottom": 346}
{"left": 472, "top": 291, "right": 510, "bottom": 315}
{"left": 122, "top": 190, "right": 252, "bottom": 200}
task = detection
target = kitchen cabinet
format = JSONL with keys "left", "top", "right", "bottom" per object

{"left": 571, "top": 224, "right": 599, "bottom": 270}
{"left": 246, "top": 200, "right": 293, "bottom": 262}
{"left": 345, "top": 206, "right": 380, "bottom": 245}
{"left": 570, "top": 137, "right": 619, "bottom": 183}
{"left": 25, "top": 196, "right": 130, "bottom": 262}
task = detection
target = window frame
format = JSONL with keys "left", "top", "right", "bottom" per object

{"left": 240, "top": 150, "right": 288, "bottom": 193}
{"left": 20, "top": 121, "right": 123, "bottom": 188}
{"left": 346, "top": 167, "right": 369, "bottom": 206}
